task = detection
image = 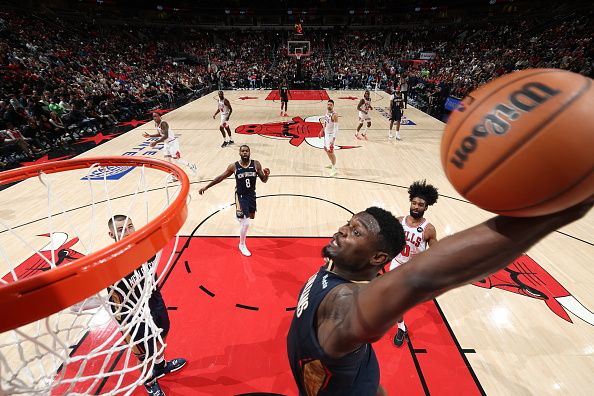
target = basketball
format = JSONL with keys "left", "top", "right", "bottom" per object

{"left": 441, "top": 68, "right": 594, "bottom": 217}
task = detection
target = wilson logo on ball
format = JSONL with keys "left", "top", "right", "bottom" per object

{"left": 450, "top": 82, "right": 560, "bottom": 169}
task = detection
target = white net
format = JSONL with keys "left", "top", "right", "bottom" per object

{"left": 0, "top": 161, "right": 186, "bottom": 395}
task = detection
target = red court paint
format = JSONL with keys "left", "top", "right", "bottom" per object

{"left": 265, "top": 90, "right": 330, "bottom": 101}
{"left": 56, "top": 236, "right": 483, "bottom": 395}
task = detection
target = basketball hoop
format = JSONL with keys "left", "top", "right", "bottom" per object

{"left": 0, "top": 157, "right": 189, "bottom": 395}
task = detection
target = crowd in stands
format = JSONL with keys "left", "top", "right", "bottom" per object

{"left": 1, "top": 7, "right": 592, "bottom": 168}
{"left": 0, "top": 12, "right": 214, "bottom": 169}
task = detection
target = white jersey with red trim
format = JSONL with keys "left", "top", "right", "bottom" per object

{"left": 218, "top": 99, "right": 230, "bottom": 117}
{"left": 155, "top": 121, "right": 175, "bottom": 143}
{"left": 389, "top": 217, "right": 430, "bottom": 270}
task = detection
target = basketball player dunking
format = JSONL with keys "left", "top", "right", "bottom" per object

{"left": 213, "top": 91, "right": 234, "bottom": 148}
{"left": 198, "top": 145, "right": 269, "bottom": 256}
{"left": 389, "top": 87, "right": 404, "bottom": 140}
{"left": 288, "top": 200, "right": 593, "bottom": 396}
{"left": 318, "top": 99, "right": 339, "bottom": 176}
{"left": 279, "top": 79, "right": 290, "bottom": 117}
{"left": 143, "top": 113, "right": 197, "bottom": 179}
{"left": 355, "top": 90, "right": 373, "bottom": 140}
{"left": 388, "top": 180, "right": 438, "bottom": 347}
{"left": 107, "top": 215, "right": 186, "bottom": 396}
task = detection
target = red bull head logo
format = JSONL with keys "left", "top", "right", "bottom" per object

{"left": 235, "top": 116, "right": 359, "bottom": 150}
{"left": 473, "top": 254, "right": 594, "bottom": 326}
{"left": 2, "top": 232, "right": 84, "bottom": 282}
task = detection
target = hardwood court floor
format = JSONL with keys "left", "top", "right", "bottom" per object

{"left": 1, "top": 90, "right": 593, "bottom": 395}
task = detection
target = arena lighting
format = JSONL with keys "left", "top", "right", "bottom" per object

{"left": 349, "top": 10, "right": 354, "bottom": 14}
{"left": 156, "top": 5, "right": 163, "bottom": 10}
{"left": 489, "top": 0, "right": 496, "bottom": 3}
{"left": 287, "top": 10, "right": 292, "bottom": 15}
{"left": 225, "top": 9, "right": 230, "bottom": 14}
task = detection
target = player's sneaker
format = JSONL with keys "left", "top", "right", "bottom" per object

{"left": 355, "top": 133, "right": 363, "bottom": 140}
{"left": 239, "top": 244, "right": 252, "bottom": 257}
{"left": 283, "top": 112, "right": 289, "bottom": 117}
{"left": 280, "top": 111, "right": 283, "bottom": 116}
{"left": 388, "top": 133, "right": 394, "bottom": 139}
{"left": 221, "top": 141, "right": 228, "bottom": 148}
{"left": 228, "top": 140, "right": 234, "bottom": 146}
{"left": 393, "top": 329, "right": 407, "bottom": 347}
{"left": 395, "top": 133, "right": 402, "bottom": 141}
{"left": 361, "top": 134, "right": 368, "bottom": 140}
{"left": 188, "top": 163, "right": 198, "bottom": 176}
{"left": 153, "top": 358, "right": 187, "bottom": 379}
{"left": 329, "top": 168, "right": 337, "bottom": 177}
{"left": 144, "top": 380, "right": 165, "bottom": 396}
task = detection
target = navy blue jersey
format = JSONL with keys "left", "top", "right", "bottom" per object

{"left": 287, "top": 267, "right": 380, "bottom": 396}
{"left": 280, "top": 85, "right": 289, "bottom": 99}
{"left": 391, "top": 93, "right": 404, "bottom": 110}
{"left": 235, "top": 160, "right": 258, "bottom": 196}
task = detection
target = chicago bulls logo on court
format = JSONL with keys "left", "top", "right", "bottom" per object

{"left": 235, "top": 116, "right": 359, "bottom": 150}
{"left": 2, "top": 232, "right": 84, "bottom": 282}
{"left": 473, "top": 254, "right": 594, "bottom": 326}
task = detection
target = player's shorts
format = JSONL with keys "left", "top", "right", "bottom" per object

{"left": 235, "top": 192, "right": 257, "bottom": 218}
{"left": 358, "top": 111, "right": 371, "bottom": 123}
{"left": 280, "top": 95, "right": 289, "bottom": 102}
{"left": 220, "top": 114, "right": 230, "bottom": 128}
{"left": 163, "top": 138, "right": 181, "bottom": 159}
{"left": 324, "top": 131, "right": 336, "bottom": 152}
{"left": 390, "top": 108, "right": 402, "bottom": 122}
{"left": 111, "top": 289, "right": 170, "bottom": 361}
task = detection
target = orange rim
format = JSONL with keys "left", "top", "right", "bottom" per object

{"left": 0, "top": 157, "right": 189, "bottom": 333}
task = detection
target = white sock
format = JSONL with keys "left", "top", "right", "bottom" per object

{"left": 239, "top": 217, "right": 250, "bottom": 246}
{"left": 397, "top": 321, "right": 406, "bottom": 331}
{"left": 362, "top": 125, "right": 368, "bottom": 135}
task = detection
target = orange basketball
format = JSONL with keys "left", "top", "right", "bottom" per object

{"left": 441, "top": 68, "right": 594, "bottom": 217}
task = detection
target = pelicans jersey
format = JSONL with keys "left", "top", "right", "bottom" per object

{"left": 287, "top": 267, "right": 380, "bottom": 395}
{"left": 389, "top": 217, "right": 430, "bottom": 270}
{"left": 234, "top": 160, "right": 258, "bottom": 217}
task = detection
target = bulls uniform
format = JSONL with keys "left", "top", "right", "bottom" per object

{"left": 323, "top": 111, "right": 337, "bottom": 152}
{"left": 358, "top": 97, "right": 372, "bottom": 122}
{"left": 287, "top": 267, "right": 380, "bottom": 395}
{"left": 390, "top": 92, "right": 404, "bottom": 122}
{"left": 107, "top": 254, "right": 169, "bottom": 360}
{"left": 218, "top": 99, "right": 231, "bottom": 128}
{"left": 235, "top": 160, "right": 258, "bottom": 218}
{"left": 156, "top": 121, "right": 180, "bottom": 159}
{"left": 389, "top": 217, "right": 431, "bottom": 270}
{"left": 280, "top": 84, "right": 289, "bottom": 102}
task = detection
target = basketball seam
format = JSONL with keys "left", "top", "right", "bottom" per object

{"left": 465, "top": 77, "right": 593, "bottom": 209}
{"left": 443, "top": 69, "right": 559, "bottom": 168}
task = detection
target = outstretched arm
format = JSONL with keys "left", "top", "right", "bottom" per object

{"left": 199, "top": 163, "right": 235, "bottom": 194}
{"left": 319, "top": 202, "right": 593, "bottom": 358}
{"left": 254, "top": 160, "right": 269, "bottom": 183}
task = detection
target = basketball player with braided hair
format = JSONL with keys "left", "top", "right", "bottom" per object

{"left": 389, "top": 180, "right": 439, "bottom": 347}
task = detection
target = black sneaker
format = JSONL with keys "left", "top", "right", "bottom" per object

{"left": 221, "top": 141, "right": 228, "bottom": 148}
{"left": 228, "top": 140, "right": 234, "bottom": 145}
{"left": 144, "top": 380, "right": 165, "bottom": 396}
{"left": 153, "top": 358, "right": 187, "bottom": 379}
{"left": 393, "top": 329, "right": 407, "bottom": 347}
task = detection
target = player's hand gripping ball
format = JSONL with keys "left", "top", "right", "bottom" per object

{"left": 441, "top": 69, "right": 594, "bottom": 217}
